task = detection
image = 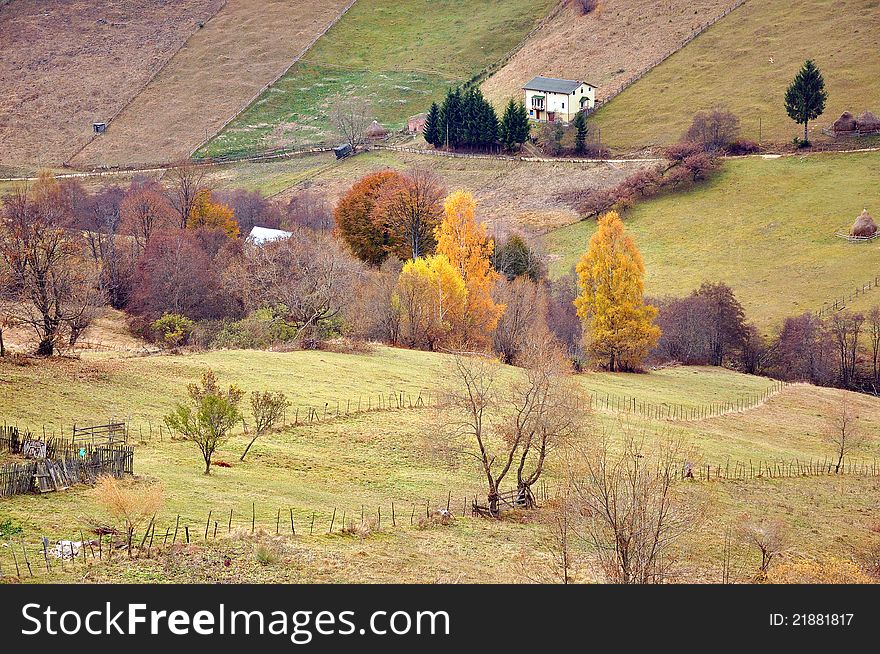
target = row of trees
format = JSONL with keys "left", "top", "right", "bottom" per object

{"left": 423, "top": 88, "right": 530, "bottom": 151}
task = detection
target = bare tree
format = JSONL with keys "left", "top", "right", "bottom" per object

{"left": 503, "top": 334, "right": 588, "bottom": 505}
{"left": 868, "top": 306, "right": 880, "bottom": 386}
{"left": 165, "top": 161, "right": 208, "bottom": 229}
{"left": 738, "top": 517, "right": 786, "bottom": 577}
{"left": 231, "top": 229, "right": 362, "bottom": 340}
{"left": 241, "top": 390, "right": 290, "bottom": 461}
{"left": 570, "top": 431, "right": 701, "bottom": 583}
{"left": 330, "top": 95, "right": 373, "bottom": 149}
{"left": 826, "top": 395, "right": 864, "bottom": 473}
{"left": 829, "top": 310, "right": 864, "bottom": 388}
{"left": 0, "top": 185, "right": 104, "bottom": 355}
{"left": 492, "top": 276, "right": 546, "bottom": 364}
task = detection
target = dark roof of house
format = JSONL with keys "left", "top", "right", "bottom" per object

{"left": 523, "top": 76, "right": 593, "bottom": 93}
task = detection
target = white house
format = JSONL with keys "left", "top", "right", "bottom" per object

{"left": 248, "top": 225, "right": 292, "bottom": 245}
{"left": 523, "top": 76, "right": 596, "bottom": 123}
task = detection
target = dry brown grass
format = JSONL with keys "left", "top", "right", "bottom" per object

{"left": 71, "top": 0, "right": 353, "bottom": 167}
{"left": 0, "top": 0, "right": 223, "bottom": 166}
{"left": 482, "top": 0, "right": 733, "bottom": 106}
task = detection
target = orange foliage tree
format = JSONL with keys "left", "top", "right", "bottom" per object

{"left": 575, "top": 211, "right": 660, "bottom": 371}
{"left": 334, "top": 170, "right": 405, "bottom": 265}
{"left": 187, "top": 189, "right": 239, "bottom": 238}
{"left": 435, "top": 190, "right": 504, "bottom": 349}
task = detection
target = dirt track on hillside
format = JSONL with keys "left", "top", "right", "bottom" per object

{"left": 69, "top": 0, "right": 353, "bottom": 168}
{"left": 482, "top": 0, "right": 733, "bottom": 105}
{"left": 0, "top": 0, "right": 223, "bottom": 167}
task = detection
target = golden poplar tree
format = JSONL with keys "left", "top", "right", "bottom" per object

{"left": 574, "top": 211, "right": 660, "bottom": 371}
{"left": 435, "top": 190, "right": 504, "bottom": 348}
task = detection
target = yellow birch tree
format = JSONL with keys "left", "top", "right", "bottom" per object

{"left": 393, "top": 254, "right": 467, "bottom": 350}
{"left": 574, "top": 211, "right": 660, "bottom": 371}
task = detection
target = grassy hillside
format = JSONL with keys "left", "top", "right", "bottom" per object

{"left": 0, "top": 0, "right": 223, "bottom": 166}
{"left": 200, "top": 0, "right": 557, "bottom": 158}
{"left": 2, "top": 347, "right": 879, "bottom": 583}
{"left": 544, "top": 151, "right": 880, "bottom": 330}
{"left": 1, "top": 347, "right": 777, "bottom": 429}
{"left": 590, "top": 0, "right": 880, "bottom": 151}
{"left": 71, "top": 0, "right": 353, "bottom": 167}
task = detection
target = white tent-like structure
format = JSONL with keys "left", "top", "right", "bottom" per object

{"left": 248, "top": 226, "right": 293, "bottom": 245}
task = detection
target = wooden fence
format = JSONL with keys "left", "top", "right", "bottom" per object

{"left": 72, "top": 422, "right": 127, "bottom": 446}
{"left": 0, "top": 443, "right": 133, "bottom": 497}
{"left": 816, "top": 275, "right": 880, "bottom": 318}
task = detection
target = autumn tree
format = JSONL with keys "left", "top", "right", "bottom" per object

{"left": 692, "top": 282, "right": 747, "bottom": 367}
{"left": 241, "top": 390, "right": 290, "bottom": 461}
{"left": 739, "top": 517, "right": 787, "bottom": 577}
{"left": 392, "top": 254, "right": 467, "bottom": 350}
{"left": 574, "top": 211, "right": 660, "bottom": 371}
{"left": 684, "top": 107, "right": 740, "bottom": 152}
{"left": 334, "top": 170, "right": 405, "bottom": 265}
{"left": 0, "top": 177, "right": 104, "bottom": 355}
{"left": 187, "top": 189, "right": 239, "bottom": 238}
{"left": 376, "top": 169, "right": 445, "bottom": 260}
{"left": 346, "top": 257, "right": 402, "bottom": 343}
{"left": 492, "top": 276, "right": 547, "bottom": 364}
{"left": 94, "top": 476, "right": 164, "bottom": 556}
{"left": 784, "top": 59, "right": 827, "bottom": 144}
{"left": 435, "top": 191, "right": 505, "bottom": 349}
{"left": 164, "top": 369, "right": 243, "bottom": 475}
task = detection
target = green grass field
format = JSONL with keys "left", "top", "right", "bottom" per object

{"left": 590, "top": 0, "right": 880, "bottom": 151}
{"left": 2, "top": 347, "right": 879, "bottom": 583}
{"left": 544, "top": 151, "right": 880, "bottom": 330}
{"left": 199, "top": 0, "right": 556, "bottom": 158}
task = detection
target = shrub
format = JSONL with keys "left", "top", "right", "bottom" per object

{"left": 254, "top": 542, "right": 281, "bottom": 565}
{"left": 684, "top": 108, "right": 740, "bottom": 152}
{"left": 725, "top": 139, "right": 760, "bottom": 155}
{"left": 94, "top": 476, "right": 164, "bottom": 554}
{"left": 575, "top": 0, "right": 598, "bottom": 15}
{"left": 151, "top": 313, "right": 194, "bottom": 348}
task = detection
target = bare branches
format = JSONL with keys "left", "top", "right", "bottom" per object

{"left": 826, "top": 394, "right": 864, "bottom": 473}
{"left": 329, "top": 95, "right": 374, "bottom": 149}
{"left": 738, "top": 517, "right": 786, "bottom": 577}
{"left": 570, "top": 431, "right": 701, "bottom": 584}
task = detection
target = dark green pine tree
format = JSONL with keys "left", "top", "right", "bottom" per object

{"left": 513, "top": 101, "right": 531, "bottom": 147}
{"left": 573, "top": 110, "right": 588, "bottom": 154}
{"left": 439, "top": 88, "right": 463, "bottom": 148}
{"left": 423, "top": 102, "right": 440, "bottom": 147}
{"left": 784, "top": 59, "right": 827, "bottom": 144}
{"left": 499, "top": 98, "right": 518, "bottom": 151}
{"left": 477, "top": 95, "right": 499, "bottom": 150}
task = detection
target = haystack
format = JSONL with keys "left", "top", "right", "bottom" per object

{"left": 851, "top": 208, "right": 877, "bottom": 238}
{"left": 856, "top": 111, "right": 880, "bottom": 135}
{"left": 365, "top": 120, "right": 388, "bottom": 139}
{"left": 831, "top": 111, "right": 857, "bottom": 133}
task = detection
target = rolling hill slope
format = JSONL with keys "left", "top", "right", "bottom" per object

{"left": 544, "top": 151, "right": 880, "bottom": 329}
{"left": 590, "top": 0, "right": 880, "bottom": 150}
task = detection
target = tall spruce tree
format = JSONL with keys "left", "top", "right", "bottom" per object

{"left": 514, "top": 101, "right": 530, "bottom": 146}
{"left": 574, "top": 110, "right": 588, "bottom": 154}
{"left": 784, "top": 59, "right": 827, "bottom": 144}
{"left": 423, "top": 102, "right": 440, "bottom": 147}
{"left": 499, "top": 99, "right": 530, "bottom": 151}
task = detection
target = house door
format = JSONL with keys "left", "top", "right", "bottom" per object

{"left": 548, "top": 112, "right": 556, "bottom": 123}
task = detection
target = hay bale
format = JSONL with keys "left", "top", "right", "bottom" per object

{"left": 365, "top": 120, "right": 387, "bottom": 139}
{"left": 851, "top": 208, "right": 877, "bottom": 238}
{"left": 856, "top": 111, "right": 880, "bottom": 135}
{"left": 832, "top": 111, "right": 857, "bottom": 133}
